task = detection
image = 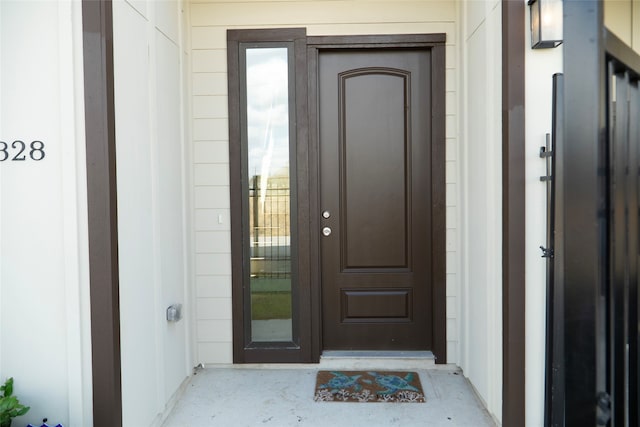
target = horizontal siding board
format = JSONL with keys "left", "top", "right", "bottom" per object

{"left": 193, "top": 73, "right": 228, "bottom": 95}
{"left": 446, "top": 274, "right": 457, "bottom": 296}
{"left": 307, "top": 22, "right": 455, "bottom": 42}
{"left": 635, "top": 2, "right": 640, "bottom": 53}
{"left": 197, "top": 320, "right": 233, "bottom": 342}
{"left": 194, "top": 141, "right": 229, "bottom": 163}
{"left": 446, "top": 115, "right": 456, "bottom": 138}
{"left": 195, "top": 230, "right": 232, "bottom": 253}
{"left": 193, "top": 22, "right": 455, "bottom": 42}
{"left": 446, "top": 138, "right": 456, "bottom": 161}
{"left": 196, "top": 253, "right": 232, "bottom": 275}
{"left": 447, "top": 341, "right": 457, "bottom": 362}
{"left": 197, "top": 298, "right": 233, "bottom": 320}
{"left": 194, "top": 186, "right": 231, "bottom": 208}
{"left": 446, "top": 44, "right": 455, "bottom": 67}
{"left": 446, "top": 296, "right": 457, "bottom": 317}
{"left": 195, "top": 163, "right": 230, "bottom": 185}
{"left": 446, "top": 182, "right": 456, "bottom": 205}
{"left": 446, "top": 249, "right": 456, "bottom": 274}
{"left": 192, "top": 22, "right": 456, "bottom": 49}
{"left": 193, "top": 118, "right": 228, "bottom": 140}
{"left": 447, "top": 228, "right": 457, "bottom": 252}
{"left": 198, "top": 343, "right": 233, "bottom": 364}
{"left": 192, "top": 27, "right": 228, "bottom": 48}
{"left": 192, "top": 49, "right": 227, "bottom": 72}
{"left": 193, "top": 95, "right": 228, "bottom": 118}
{"left": 446, "top": 318, "right": 457, "bottom": 340}
{"left": 196, "top": 275, "right": 233, "bottom": 298}
{"left": 446, "top": 206, "right": 456, "bottom": 230}
{"left": 195, "top": 208, "right": 231, "bottom": 230}
{"left": 446, "top": 68, "right": 455, "bottom": 91}
{"left": 446, "top": 91, "right": 456, "bottom": 114}
{"left": 191, "top": 2, "right": 456, "bottom": 27}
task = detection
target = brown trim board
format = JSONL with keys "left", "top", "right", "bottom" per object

{"left": 502, "top": 1, "right": 526, "bottom": 425}
{"left": 81, "top": 1, "right": 123, "bottom": 426}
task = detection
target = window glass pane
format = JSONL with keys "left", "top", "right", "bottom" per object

{"left": 246, "top": 47, "right": 293, "bottom": 342}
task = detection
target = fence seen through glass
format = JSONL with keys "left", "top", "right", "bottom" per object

{"left": 246, "top": 47, "right": 293, "bottom": 342}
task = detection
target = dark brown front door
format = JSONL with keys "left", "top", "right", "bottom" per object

{"left": 319, "top": 48, "right": 437, "bottom": 350}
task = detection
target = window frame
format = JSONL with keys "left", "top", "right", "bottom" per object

{"left": 228, "top": 28, "right": 312, "bottom": 363}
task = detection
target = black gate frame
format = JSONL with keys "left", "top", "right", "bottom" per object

{"left": 555, "top": 4, "right": 607, "bottom": 422}
{"left": 605, "top": 31, "right": 640, "bottom": 426}
{"left": 551, "top": 2, "right": 640, "bottom": 425}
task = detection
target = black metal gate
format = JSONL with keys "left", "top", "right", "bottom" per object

{"left": 548, "top": 3, "right": 640, "bottom": 426}
{"left": 603, "top": 34, "right": 640, "bottom": 426}
{"left": 543, "top": 73, "right": 563, "bottom": 427}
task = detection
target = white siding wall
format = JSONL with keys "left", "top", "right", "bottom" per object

{"left": 0, "top": 1, "right": 92, "bottom": 426}
{"left": 113, "top": 1, "right": 192, "bottom": 425}
{"left": 523, "top": 17, "right": 563, "bottom": 427}
{"left": 189, "top": 0, "right": 461, "bottom": 366}
{"left": 605, "top": 0, "right": 640, "bottom": 53}
{"left": 459, "top": 1, "right": 502, "bottom": 423}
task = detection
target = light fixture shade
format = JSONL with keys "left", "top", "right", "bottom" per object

{"left": 529, "top": 0, "right": 563, "bottom": 49}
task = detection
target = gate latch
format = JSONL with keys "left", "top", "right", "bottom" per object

{"left": 539, "top": 245, "right": 554, "bottom": 258}
{"left": 596, "top": 391, "right": 611, "bottom": 426}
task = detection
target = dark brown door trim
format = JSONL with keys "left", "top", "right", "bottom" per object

{"left": 307, "top": 33, "right": 446, "bottom": 47}
{"left": 307, "top": 33, "right": 447, "bottom": 363}
{"left": 502, "top": 1, "right": 526, "bottom": 425}
{"left": 81, "top": 0, "right": 123, "bottom": 426}
{"left": 227, "top": 28, "right": 312, "bottom": 363}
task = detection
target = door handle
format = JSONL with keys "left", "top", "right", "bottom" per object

{"left": 322, "top": 227, "right": 332, "bottom": 237}
{"left": 322, "top": 210, "right": 331, "bottom": 219}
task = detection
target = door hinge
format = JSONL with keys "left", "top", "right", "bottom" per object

{"left": 596, "top": 391, "right": 611, "bottom": 426}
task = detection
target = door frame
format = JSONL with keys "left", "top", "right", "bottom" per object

{"left": 306, "top": 34, "right": 447, "bottom": 363}
{"left": 228, "top": 28, "right": 312, "bottom": 364}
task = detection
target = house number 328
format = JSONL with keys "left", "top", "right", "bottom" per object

{"left": 0, "top": 140, "right": 46, "bottom": 161}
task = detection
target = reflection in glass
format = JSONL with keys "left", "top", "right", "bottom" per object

{"left": 246, "top": 48, "right": 293, "bottom": 342}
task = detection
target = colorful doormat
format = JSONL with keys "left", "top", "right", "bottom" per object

{"left": 314, "top": 370, "right": 426, "bottom": 403}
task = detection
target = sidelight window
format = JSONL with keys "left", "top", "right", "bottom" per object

{"left": 244, "top": 46, "right": 295, "bottom": 342}
{"left": 228, "top": 28, "right": 310, "bottom": 362}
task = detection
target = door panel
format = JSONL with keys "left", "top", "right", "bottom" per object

{"left": 342, "top": 70, "right": 409, "bottom": 269}
{"left": 319, "top": 49, "right": 433, "bottom": 350}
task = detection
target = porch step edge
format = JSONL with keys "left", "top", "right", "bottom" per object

{"left": 321, "top": 350, "right": 435, "bottom": 359}
{"left": 319, "top": 350, "right": 436, "bottom": 370}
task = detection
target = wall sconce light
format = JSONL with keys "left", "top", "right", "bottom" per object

{"left": 528, "top": 0, "right": 563, "bottom": 49}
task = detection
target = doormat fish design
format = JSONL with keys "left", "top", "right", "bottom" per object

{"left": 314, "top": 370, "right": 425, "bottom": 403}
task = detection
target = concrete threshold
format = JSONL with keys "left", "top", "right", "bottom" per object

{"left": 319, "top": 350, "right": 436, "bottom": 370}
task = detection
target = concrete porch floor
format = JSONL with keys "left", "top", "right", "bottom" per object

{"left": 161, "top": 362, "right": 497, "bottom": 427}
